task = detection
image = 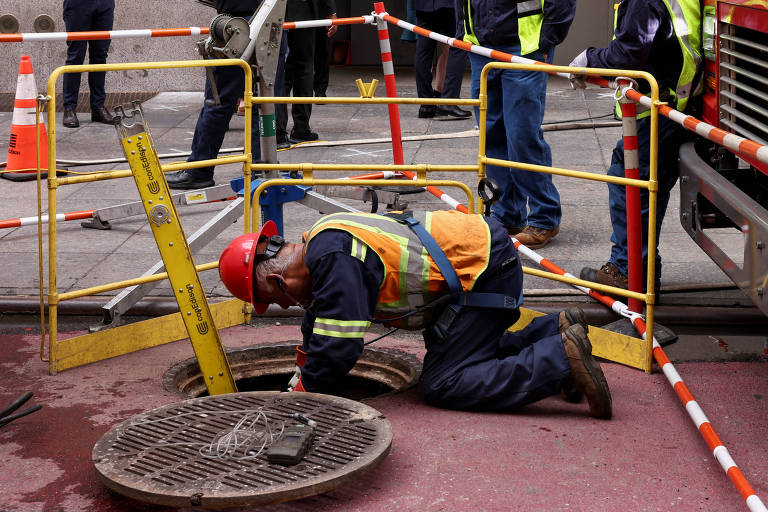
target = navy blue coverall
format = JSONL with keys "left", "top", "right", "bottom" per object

{"left": 299, "top": 216, "right": 573, "bottom": 411}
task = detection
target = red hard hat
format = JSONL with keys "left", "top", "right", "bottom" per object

{"left": 218, "top": 220, "right": 279, "bottom": 314}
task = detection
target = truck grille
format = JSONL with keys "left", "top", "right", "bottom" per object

{"left": 718, "top": 23, "right": 768, "bottom": 145}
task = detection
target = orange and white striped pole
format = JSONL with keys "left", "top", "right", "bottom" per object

{"left": 283, "top": 15, "right": 375, "bottom": 30}
{"left": 624, "top": 88, "right": 768, "bottom": 167}
{"left": 0, "top": 210, "right": 94, "bottom": 230}
{"left": 0, "top": 27, "right": 209, "bottom": 43}
{"left": 513, "top": 238, "right": 768, "bottom": 512}
{"left": 618, "top": 88, "right": 644, "bottom": 313}
{"left": 372, "top": 2, "right": 405, "bottom": 166}
{"left": 0, "top": 18, "right": 377, "bottom": 43}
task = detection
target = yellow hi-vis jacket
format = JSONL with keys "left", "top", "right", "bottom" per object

{"left": 303, "top": 211, "right": 492, "bottom": 329}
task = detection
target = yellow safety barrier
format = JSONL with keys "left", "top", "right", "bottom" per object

{"left": 36, "top": 58, "right": 660, "bottom": 377}
{"left": 40, "top": 60, "right": 254, "bottom": 379}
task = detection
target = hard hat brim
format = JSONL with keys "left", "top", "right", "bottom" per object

{"left": 248, "top": 220, "right": 279, "bottom": 314}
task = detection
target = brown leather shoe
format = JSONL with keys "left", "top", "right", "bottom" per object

{"left": 562, "top": 324, "right": 612, "bottom": 419}
{"left": 580, "top": 262, "right": 628, "bottom": 290}
{"left": 558, "top": 307, "right": 587, "bottom": 334}
{"left": 515, "top": 225, "right": 560, "bottom": 249}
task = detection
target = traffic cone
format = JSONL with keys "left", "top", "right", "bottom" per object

{"left": 2, "top": 55, "right": 49, "bottom": 182}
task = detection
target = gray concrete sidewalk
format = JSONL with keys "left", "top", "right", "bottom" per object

{"left": 0, "top": 67, "right": 749, "bottom": 309}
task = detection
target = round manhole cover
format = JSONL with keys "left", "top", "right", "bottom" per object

{"left": 93, "top": 392, "right": 392, "bottom": 509}
{"left": 164, "top": 343, "right": 422, "bottom": 400}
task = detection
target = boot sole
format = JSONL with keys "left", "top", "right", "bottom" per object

{"left": 568, "top": 328, "right": 612, "bottom": 419}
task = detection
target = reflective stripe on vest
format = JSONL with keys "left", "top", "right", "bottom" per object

{"left": 517, "top": 0, "right": 544, "bottom": 55}
{"left": 303, "top": 211, "right": 491, "bottom": 328}
{"left": 614, "top": 0, "right": 702, "bottom": 119}
{"left": 463, "top": 0, "right": 544, "bottom": 56}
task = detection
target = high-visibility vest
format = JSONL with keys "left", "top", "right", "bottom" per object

{"left": 614, "top": 0, "right": 702, "bottom": 118}
{"left": 463, "top": 0, "right": 545, "bottom": 56}
{"left": 303, "top": 211, "right": 492, "bottom": 328}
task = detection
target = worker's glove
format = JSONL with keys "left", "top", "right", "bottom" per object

{"left": 287, "top": 346, "right": 307, "bottom": 392}
{"left": 568, "top": 49, "right": 589, "bottom": 90}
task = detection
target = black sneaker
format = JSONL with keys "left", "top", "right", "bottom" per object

{"left": 289, "top": 130, "right": 319, "bottom": 144}
{"left": 165, "top": 170, "right": 215, "bottom": 190}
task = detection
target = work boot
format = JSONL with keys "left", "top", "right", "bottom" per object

{"left": 91, "top": 107, "right": 113, "bottom": 125}
{"left": 515, "top": 225, "right": 560, "bottom": 249}
{"left": 558, "top": 307, "right": 588, "bottom": 334}
{"left": 580, "top": 262, "right": 628, "bottom": 290}
{"left": 63, "top": 108, "right": 79, "bottom": 128}
{"left": 562, "top": 324, "right": 612, "bottom": 419}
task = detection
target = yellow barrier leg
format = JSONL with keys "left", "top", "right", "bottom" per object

{"left": 510, "top": 307, "right": 651, "bottom": 371}
{"left": 115, "top": 102, "right": 236, "bottom": 395}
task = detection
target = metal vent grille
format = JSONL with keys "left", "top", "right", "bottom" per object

{"left": 718, "top": 23, "right": 768, "bottom": 145}
{"left": 93, "top": 392, "right": 392, "bottom": 509}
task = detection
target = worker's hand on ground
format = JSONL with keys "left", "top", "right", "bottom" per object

{"left": 568, "top": 49, "right": 589, "bottom": 90}
{"left": 327, "top": 14, "right": 338, "bottom": 37}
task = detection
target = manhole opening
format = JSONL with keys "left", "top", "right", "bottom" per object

{"left": 164, "top": 343, "right": 422, "bottom": 401}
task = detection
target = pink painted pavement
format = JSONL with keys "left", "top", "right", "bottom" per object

{"left": 1, "top": 323, "right": 766, "bottom": 512}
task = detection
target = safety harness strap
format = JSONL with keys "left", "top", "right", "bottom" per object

{"left": 395, "top": 214, "right": 518, "bottom": 311}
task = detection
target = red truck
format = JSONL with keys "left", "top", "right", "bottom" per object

{"left": 679, "top": 0, "right": 768, "bottom": 316}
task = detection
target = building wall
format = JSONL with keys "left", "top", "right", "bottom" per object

{"left": 0, "top": 0, "right": 613, "bottom": 95}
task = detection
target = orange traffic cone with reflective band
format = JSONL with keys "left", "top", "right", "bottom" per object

{"left": 2, "top": 55, "right": 49, "bottom": 182}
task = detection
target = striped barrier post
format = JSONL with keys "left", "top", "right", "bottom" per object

{"left": 618, "top": 87, "right": 644, "bottom": 313}
{"left": 372, "top": 2, "right": 405, "bottom": 166}
{"left": 0, "top": 27, "right": 209, "bottom": 43}
{"left": 624, "top": 89, "right": 768, "bottom": 167}
{"left": 0, "top": 210, "right": 94, "bottom": 230}
{"left": 0, "top": 16, "right": 375, "bottom": 43}
{"left": 283, "top": 15, "right": 375, "bottom": 30}
{"left": 513, "top": 238, "right": 768, "bottom": 512}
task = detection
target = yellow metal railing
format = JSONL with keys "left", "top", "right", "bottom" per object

{"left": 36, "top": 59, "right": 660, "bottom": 374}
{"left": 479, "top": 61, "right": 660, "bottom": 372}
{"left": 41, "top": 60, "right": 254, "bottom": 374}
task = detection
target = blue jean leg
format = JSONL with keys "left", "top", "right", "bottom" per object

{"left": 469, "top": 49, "right": 560, "bottom": 230}
{"left": 187, "top": 64, "right": 261, "bottom": 180}
{"left": 607, "top": 115, "right": 691, "bottom": 282}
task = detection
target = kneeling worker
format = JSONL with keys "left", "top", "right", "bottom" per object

{"left": 218, "top": 211, "right": 612, "bottom": 418}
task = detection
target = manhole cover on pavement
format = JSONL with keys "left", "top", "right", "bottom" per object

{"left": 93, "top": 392, "right": 393, "bottom": 509}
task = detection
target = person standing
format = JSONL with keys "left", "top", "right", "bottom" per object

{"left": 459, "top": 0, "right": 576, "bottom": 248}
{"left": 275, "top": 0, "right": 337, "bottom": 146}
{"left": 61, "top": 0, "right": 115, "bottom": 128}
{"left": 413, "top": 0, "right": 470, "bottom": 119}
{"left": 573, "top": 0, "right": 702, "bottom": 291}
{"left": 166, "top": 0, "right": 264, "bottom": 190}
